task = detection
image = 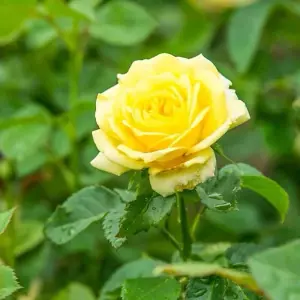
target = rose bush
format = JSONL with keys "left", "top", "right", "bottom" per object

{"left": 91, "top": 53, "right": 250, "bottom": 196}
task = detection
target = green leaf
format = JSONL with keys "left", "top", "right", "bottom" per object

{"left": 90, "top": 0, "right": 156, "bottom": 46}
{"left": 102, "top": 206, "right": 127, "bottom": 249}
{"left": 0, "top": 105, "right": 51, "bottom": 161}
{"left": 0, "top": 265, "right": 21, "bottom": 299}
{"left": 0, "top": 0, "right": 37, "bottom": 45}
{"left": 227, "top": 0, "right": 274, "bottom": 73}
{"left": 196, "top": 165, "right": 241, "bottom": 212}
{"left": 248, "top": 239, "right": 300, "bottom": 300}
{"left": 45, "top": 186, "right": 122, "bottom": 244}
{"left": 226, "top": 243, "right": 268, "bottom": 267}
{"left": 221, "top": 164, "right": 289, "bottom": 222}
{"left": 121, "top": 277, "right": 181, "bottom": 300}
{"left": 186, "top": 278, "right": 249, "bottom": 300}
{"left": 25, "top": 19, "right": 57, "bottom": 49}
{"left": 53, "top": 282, "right": 95, "bottom": 300}
{"left": 44, "top": 0, "right": 91, "bottom": 21}
{"left": 0, "top": 208, "right": 15, "bottom": 235}
{"left": 14, "top": 220, "right": 44, "bottom": 257}
{"left": 69, "top": 0, "right": 101, "bottom": 22}
{"left": 118, "top": 194, "right": 176, "bottom": 237}
{"left": 242, "top": 176, "right": 288, "bottom": 223}
{"left": 155, "top": 263, "right": 261, "bottom": 294}
{"left": 100, "top": 258, "right": 163, "bottom": 299}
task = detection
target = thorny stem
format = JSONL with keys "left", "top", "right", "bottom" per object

{"left": 176, "top": 192, "right": 192, "bottom": 261}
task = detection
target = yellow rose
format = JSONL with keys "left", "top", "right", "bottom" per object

{"left": 91, "top": 54, "right": 249, "bottom": 196}
{"left": 189, "top": 0, "right": 256, "bottom": 10}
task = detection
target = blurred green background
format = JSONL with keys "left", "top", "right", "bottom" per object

{"left": 1, "top": 0, "right": 300, "bottom": 299}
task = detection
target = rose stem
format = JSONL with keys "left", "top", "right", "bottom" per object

{"left": 176, "top": 192, "right": 192, "bottom": 261}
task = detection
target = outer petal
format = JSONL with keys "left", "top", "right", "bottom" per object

{"left": 187, "top": 121, "right": 231, "bottom": 154}
{"left": 149, "top": 152, "right": 216, "bottom": 197}
{"left": 225, "top": 89, "right": 250, "bottom": 129}
{"left": 91, "top": 153, "right": 129, "bottom": 176}
{"left": 92, "top": 129, "right": 145, "bottom": 170}
{"left": 117, "top": 144, "right": 186, "bottom": 163}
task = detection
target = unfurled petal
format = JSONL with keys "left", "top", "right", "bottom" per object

{"left": 91, "top": 153, "right": 129, "bottom": 176}
{"left": 92, "top": 130, "right": 145, "bottom": 170}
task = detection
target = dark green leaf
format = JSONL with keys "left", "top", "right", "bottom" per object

{"left": 100, "top": 258, "right": 163, "bottom": 299}
{"left": 118, "top": 194, "right": 175, "bottom": 237}
{"left": 227, "top": 0, "right": 274, "bottom": 73}
{"left": 45, "top": 186, "right": 122, "bottom": 244}
{"left": 121, "top": 277, "right": 181, "bottom": 300}
{"left": 90, "top": 0, "right": 156, "bottom": 46}
{"left": 226, "top": 243, "right": 268, "bottom": 267}
{"left": 196, "top": 165, "right": 241, "bottom": 212}
{"left": 248, "top": 239, "right": 300, "bottom": 300}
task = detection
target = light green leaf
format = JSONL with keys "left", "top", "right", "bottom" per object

{"left": 0, "top": 105, "right": 51, "bottom": 161}
{"left": 44, "top": 0, "right": 90, "bottom": 21}
{"left": 45, "top": 186, "right": 122, "bottom": 244}
{"left": 227, "top": 0, "right": 274, "bottom": 73}
{"left": 0, "top": 0, "right": 37, "bottom": 45}
{"left": 53, "top": 282, "right": 95, "bottom": 300}
{"left": 155, "top": 263, "right": 261, "bottom": 294}
{"left": 0, "top": 265, "right": 21, "bottom": 299}
{"left": 0, "top": 208, "right": 15, "bottom": 235}
{"left": 248, "top": 239, "right": 300, "bottom": 300}
{"left": 14, "top": 220, "right": 44, "bottom": 257}
{"left": 69, "top": 0, "right": 101, "bottom": 22}
{"left": 121, "top": 277, "right": 181, "bottom": 300}
{"left": 221, "top": 164, "right": 289, "bottom": 222}
{"left": 90, "top": 0, "right": 156, "bottom": 46}
{"left": 100, "top": 258, "right": 163, "bottom": 299}
{"left": 242, "top": 176, "right": 288, "bottom": 223}
{"left": 25, "top": 19, "right": 57, "bottom": 49}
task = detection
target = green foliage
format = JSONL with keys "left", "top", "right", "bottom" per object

{"left": 100, "top": 258, "right": 163, "bottom": 299}
{"left": 0, "top": 265, "right": 21, "bottom": 299}
{"left": 227, "top": 0, "right": 275, "bottom": 73}
{"left": 248, "top": 239, "right": 300, "bottom": 300}
{"left": 0, "top": 0, "right": 299, "bottom": 298}
{"left": 53, "top": 282, "right": 96, "bottom": 300}
{"left": 90, "top": 0, "right": 157, "bottom": 46}
{"left": 196, "top": 165, "right": 241, "bottom": 212}
{"left": 121, "top": 277, "right": 181, "bottom": 300}
{"left": 45, "top": 186, "right": 122, "bottom": 244}
{"left": 0, "top": 208, "right": 15, "bottom": 235}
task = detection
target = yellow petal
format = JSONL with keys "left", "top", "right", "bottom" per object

{"left": 149, "top": 153, "right": 216, "bottom": 197}
{"left": 149, "top": 147, "right": 214, "bottom": 175}
{"left": 225, "top": 89, "right": 250, "bottom": 129}
{"left": 95, "top": 85, "right": 118, "bottom": 128}
{"left": 187, "top": 121, "right": 231, "bottom": 154}
{"left": 91, "top": 153, "right": 128, "bottom": 176}
{"left": 117, "top": 144, "right": 186, "bottom": 163}
{"left": 92, "top": 129, "right": 145, "bottom": 170}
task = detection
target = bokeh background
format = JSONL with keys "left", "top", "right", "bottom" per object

{"left": 1, "top": 0, "right": 300, "bottom": 298}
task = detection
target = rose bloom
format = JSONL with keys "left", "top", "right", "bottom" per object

{"left": 91, "top": 54, "right": 249, "bottom": 196}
